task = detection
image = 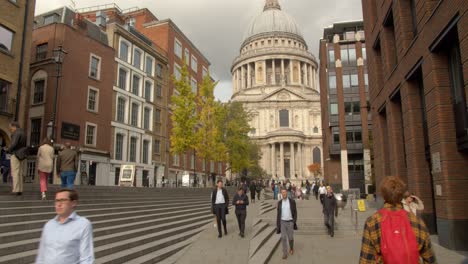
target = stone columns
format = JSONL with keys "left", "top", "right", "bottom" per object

{"left": 272, "top": 59, "right": 276, "bottom": 85}
{"left": 271, "top": 144, "right": 276, "bottom": 177}
{"left": 298, "top": 143, "right": 303, "bottom": 177}
{"left": 298, "top": 62, "right": 302, "bottom": 85}
{"left": 303, "top": 63, "right": 308, "bottom": 87}
{"left": 281, "top": 59, "right": 285, "bottom": 85}
{"left": 232, "top": 71, "right": 237, "bottom": 92}
{"left": 280, "top": 142, "right": 284, "bottom": 178}
{"left": 241, "top": 66, "right": 245, "bottom": 89}
{"left": 289, "top": 60, "right": 293, "bottom": 84}
{"left": 290, "top": 142, "right": 295, "bottom": 178}
{"left": 247, "top": 63, "right": 251, "bottom": 88}
{"left": 237, "top": 68, "right": 241, "bottom": 91}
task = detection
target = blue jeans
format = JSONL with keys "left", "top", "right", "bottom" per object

{"left": 60, "top": 171, "right": 76, "bottom": 189}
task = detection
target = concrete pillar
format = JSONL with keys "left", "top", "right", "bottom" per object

{"left": 303, "top": 63, "right": 308, "bottom": 87}
{"left": 272, "top": 59, "right": 276, "bottom": 85}
{"left": 281, "top": 59, "right": 285, "bottom": 86}
{"left": 237, "top": 68, "right": 241, "bottom": 91}
{"left": 290, "top": 142, "right": 295, "bottom": 178}
{"left": 232, "top": 71, "right": 237, "bottom": 92}
{"left": 289, "top": 60, "right": 293, "bottom": 84}
{"left": 271, "top": 144, "right": 276, "bottom": 177}
{"left": 298, "top": 62, "right": 302, "bottom": 85}
{"left": 241, "top": 66, "right": 245, "bottom": 89}
{"left": 280, "top": 142, "right": 284, "bottom": 179}
{"left": 299, "top": 143, "right": 303, "bottom": 178}
{"left": 247, "top": 63, "right": 251, "bottom": 88}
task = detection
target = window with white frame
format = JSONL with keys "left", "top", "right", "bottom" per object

{"left": 190, "top": 154, "right": 195, "bottom": 169}
{"left": 0, "top": 25, "right": 14, "bottom": 53}
{"left": 133, "top": 48, "right": 142, "bottom": 69}
{"left": 154, "top": 139, "right": 160, "bottom": 154}
{"left": 143, "top": 107, "right": 151, "bottom": 130}
{"left": 129, "top": 136, "right": 137, "bottom": 162}
{"left": 218, "top": 163, "right": 222, "bottom": 174}
{"left": 174, "top": 38, "right": 182, "bottom": 58}
{"left": 116, "top": 97, "right": 126, "bottom": 122}
{"left": 210, "top": 161, "right": 214, "bottom": 173}
{"left": 32, "top": 79, "right": 45, "bottom": 104}
{"left": 30, "top": 118, "right": 41, "bottom": 146}
{"left": 89, "top": 54, "right": 101, "bottom": 80}
{"left": 156, "top": 83, "right": 162, "bottom": 97}
{"left": 174, "top": 64, "right": 181, "bottom": 80}
{"left": 132, "top": 74, "right": 141, "bottom": 96}
{"left": 131, "top": 102, "right": 140, "bottom": 127}
{"left": 115, "top": 133, "right": 124, "bottom": 160}
{"left": 144, "top": 80, "right": 152, "bottom": 101}
{"left": 184, "top": 48, "right": 190, "bottom": 65}
{"left": 87, "top": 87, "right": 99, "bottom": 112}
{"left": 173, "top": 154, "right": 179, "bottom": 166}
{"left": 202, "top": 67, "right": 208, "bottom": 78}
{"left": 85, "top": 123, "right": 97, "bottom": 146}
{"left": 191, "top": 55, "right": 198, "bottom": 72}
{"left": 119, "top": 39, "right": 129, "bottom": 62}
{"left": 145, "top": 56, "right": 154, "bottom": 76}
{"left": 118, "top": 68, "right": 128, "bottom": 90}
{"left": 156, "top": 63, "right": 163, "bottom": 78}
{"left": 142, "top": 140, "right": 150, "bottom": 164}
{"left": 191, "top": 78, "right": 197, "bottom": 93}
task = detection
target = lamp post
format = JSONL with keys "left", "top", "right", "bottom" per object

{"left": 51, "top": 45, "right": 67, "bottom": 142}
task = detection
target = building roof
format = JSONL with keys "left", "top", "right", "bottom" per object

{"left": 322, "top": 20, "right": 364, "bottom": 40}
{"left": 243, "top": 0, "right": 303, "bottom": 42}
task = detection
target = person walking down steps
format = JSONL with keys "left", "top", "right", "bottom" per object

{"left": 276, "top": 188, "right": 298, "bottom": 260}
{"left": 211, "top": 180, "right": 229, "bottom": 238}
{"left": 232, "top": 187, "right": 249, "bottom": 238}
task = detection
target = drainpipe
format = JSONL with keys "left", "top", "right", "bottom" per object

{"left": 15, "top": 0, "right": 31, "bottom": 122}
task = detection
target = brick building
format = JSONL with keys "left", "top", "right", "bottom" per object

{"left": 319, "top": 21, "right": 373, "bottom": 194}
{"left": 29, "top": 7, "right": 114, "bottom": 185}
{"left": 0, "top": 0, "right": 36, "bottom": 147}
{"left": 118, "top": 8, "right": 227, "bottom": 186}
{"left": 362, "top": 0, "right": 468, "bottom": 250}
{"left": 79, "top": 5, "right": 169, "bottom": 187}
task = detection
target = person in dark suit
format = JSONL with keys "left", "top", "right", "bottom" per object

{"left": 276, "top": 188, "right": 298, "bottom": 260}
{"left": 7, "top": 122, "right": 27, "bottom": 195}
{"left": 323, "top": 186, "right": 338, "bottom": 237}
{"left": 232, "top": 187, "right": 249, "bottom": 237}
{"left": 211, "top": 180, "right": 229, "bottom": 238}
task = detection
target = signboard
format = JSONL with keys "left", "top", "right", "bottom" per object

{"left": 61, "top": 122, "right": 80, "bottom": 140}
{"left": 119, "top": 165, "right": 135, "bottom": 187}
{"left": 357, "top": 199, "right": 367, "bottom": 212}
{"left": 182, "top": 171, "right": 190, "bottom": 187}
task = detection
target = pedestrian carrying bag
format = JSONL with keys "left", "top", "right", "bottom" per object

{"left": 378, "top": 209, "right": 420, "bottom": 264}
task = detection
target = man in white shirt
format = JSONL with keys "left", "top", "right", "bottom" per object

{"left": 276, "top": 189, "right": 298, "bottom": 260}
{"left": 211, "top": 180, "right": 229, "bottom": 238}
{"left": 318, "top": 183, "right": 327, "bottom": 205}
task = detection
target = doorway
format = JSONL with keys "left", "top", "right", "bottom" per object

{"left": 88, "top": 162, "right": 97, "bottom": 186}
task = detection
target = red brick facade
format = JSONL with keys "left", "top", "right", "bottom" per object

{"left": 362, "top": 0, "right": 468, "bottom": 250}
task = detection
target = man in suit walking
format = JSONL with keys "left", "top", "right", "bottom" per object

{"left": 232, "top": 187, "right": 249, "bottom": 238}
{"left": 211, "top": 180, "right": 229, "bottom": 238}
{"left": 276, "top": 188, "right": 298, "bottom": 260}
{"left": 7, "top": 122, "right": 27, "bottom": 195}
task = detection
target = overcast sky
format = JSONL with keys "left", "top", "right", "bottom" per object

{"left": 35, "top": 0, "right": 363, "bottom": 102}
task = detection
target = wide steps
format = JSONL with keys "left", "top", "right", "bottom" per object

{"left": 249, "top": 226, "right": 276, "bottom": 258}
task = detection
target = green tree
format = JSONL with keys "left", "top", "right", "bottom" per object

{"left": 247, "top": 143, "right": 267, "bottom": 179}
{"left": 220, "top": 101, "right": 252, "bottom": 174}
{"left": 195, "top": 74, "right": 227, "bottom": 178}
{"left": 170, "top": 64, "right": 197, "bottom": 160}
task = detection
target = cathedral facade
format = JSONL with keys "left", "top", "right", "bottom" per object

{"left": 231, "top": 0, "right": 322, "bottom": 182}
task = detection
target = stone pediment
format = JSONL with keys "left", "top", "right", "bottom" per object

{"left": 260, "top": 88, "right": 307, "bottom": 102}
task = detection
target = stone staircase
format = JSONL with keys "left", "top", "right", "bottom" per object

{"left": 0, "top": 184, "right": 225, "bottom": 264}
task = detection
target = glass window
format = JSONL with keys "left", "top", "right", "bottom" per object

{"left": 279, "top": 109, "right": 289, "bottom": 127}
{"left": 155, "top": 109, "right": 161, "bottom": 123}
{"left": 36, "top": 43, "right": 48, "bottom": 60}
{"left": 119, "top": 41, "right": 129, "bottom": 61}
{"left": 44, "top": 14, "right": 58, "bottom": 25}
{"left": 351, "top": 74, "right": 359, "bottom": 87}
{"left": 142, "top": 140, "right": 149, "bottom": 164}
{"left": 117, "top": 97, "right": 126, "bottom": 122}
{"left": 174, "top": 38, "right": 182, "bottom": 58}
{"left": 143, "top": 107, "right": 151, "bottom": 130}
{"left": 328, "top": 75, "right": 336, "bottom": 89}
{"left": 202, "top": 67, "right": 208, "bottom": 77}
{"left": 30, "top": 118, "right": 41, "bottom": 146}
{"left": 191, "top": 56, "right": 198, "bottom": 72}
{"left": 333, "top": 131, "right": 340, "bottom": 144}
{"left": 129, "top": 137, "right": 137, "bottom": 162}
{"left": 154, "top": 139, "right": 161, "bottom": 154}
{"left": 86, "top": 124, "right": 96, "bottom": 146}
{"left": 131, "top": 103, "right": 139, "bottom": 126}
{"left": 156, "top": 84, "right": 162, "bottom": 97}
{"left": 355, "top": 131, "right": 362, "bottom": 143}
{"left": 364, "top": 73, "right": 369, "bottom": 86}
{"left": 330, "top": 103, "right": 338, "bottom": 115}
{"left": 343, "top": 74, "right": 351, "bottom": 88}
{"left": 348, "top": 46, "right": 356, "bottom": 63}
{"left": 354, "top": 101, "right": 361, "bottom": 113}
{"left": 174, "top": 64, "right": 181, "bottom": 80}
{"left": 156, "top": 63, "right": 163, "bottom": 78}
{"left": 184, "top": 48, "right": 190, "bottom": 65}
{"left": 90, "top": 56, "right": 100, "bottom": 79}
{"left": 191, "top": 78, "right": 197, "bottom": 93}
{"left": 346, "top": 131, "right": 354, "bottom": 142}
{"left": 0, "top": 80, "right": 10, "bottom": 113}
{"left": 118, "top": 68, "right": 128, "bottom": 89}
{"left": 340, "top": 46, "right": 349, "bottom": 64}
{"left": 87, "top": 88, "right": 98, "bottom": 112}
{"left": 33, "top": 80, "right": 45, "bottom": 104}
{"left": 190, "top": 154, "right": 195, "bottom": 169}
{"left": 345, "top": 31, "right": 355, "bottom": 40}
{"left": 115, "top": 134, "right": 124, "bottom": 160}
{"left": 145, "top": 56, "right": 153, "bottom": 76}
{"left": 132, "top": 75, "right": 140, "bottom": 96}
{"left": 362, "top": 47, "right": 367, "bottom": 61}
{"left": 328, "top": 49, "right": 335, "bottom": 64}
{"left": 133, "top": 49, "right": 141, "bottom": 69}
{"left": 144, "top": 81, "right": 152, "bottom": 101}
{"left": 345, "top": 102, "right": 352, "bottom": 114}
{"left": 0, "top": 25, "right": 14, "bottom": 53}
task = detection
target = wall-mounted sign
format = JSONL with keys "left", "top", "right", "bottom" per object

{"left": 61, "top": 122, "right": 80, "bottom": 141}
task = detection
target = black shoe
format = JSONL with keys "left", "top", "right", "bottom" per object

{"left": 218, "top": 234, "right": 222, "bottom": 238}
{"left": 16, "top": 192, "right": 22, "bottom": 196}
{"left": 330, "top": 231, "right": 334, "bottom": 237}
{"left": 241, "top": 233, "right": 244, "bottom": 238}
{"left": 224, "top": 231, "right": 228, "bottom": 235}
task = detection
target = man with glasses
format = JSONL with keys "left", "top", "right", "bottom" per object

{"left": 36, "top": 189, "right": 94, "bottom": 264}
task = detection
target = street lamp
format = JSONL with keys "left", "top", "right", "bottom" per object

{"left": 51, "top": 45, "right": 67, "bottom": 142}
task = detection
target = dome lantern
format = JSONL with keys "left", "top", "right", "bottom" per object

{"left": 264, "top": 0, "right": 281, "bottom": 11}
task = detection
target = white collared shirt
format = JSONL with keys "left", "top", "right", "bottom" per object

{"left": 281, "top": 198, "right": 293, "bottom": 221}
{"left": 319, "top": 186, "right": 327, "bottom": 195}
{"left": 215, "top": 189, "right": 225, "bottom": 204}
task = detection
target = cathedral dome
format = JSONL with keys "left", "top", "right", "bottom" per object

{"left": 243, "top": 0, "right": 303, "bottom": 42}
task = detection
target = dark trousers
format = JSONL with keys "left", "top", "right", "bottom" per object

{"left": 324, "top": 212, "right": 335, "bottom": 234}
{"left": 319, "top": 194, "right": 325, "bottom": 204}
{"left": 314, "top": 192, "right": 319, "bottom": 200}
{"left": 235, "top": 209, "right": 247, "bottom": 235}
{"left": 214, "top": 204, "right": 227, "bottom": 235}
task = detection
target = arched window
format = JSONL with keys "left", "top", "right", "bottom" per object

{"left": 313, "top": 147, "right": 321, "bottom": 164}
{"left": 279, "top": 109, "right": 289, "bottom": 127}
{"left": 313, "top": 126, "right": 319, "bottom": 133}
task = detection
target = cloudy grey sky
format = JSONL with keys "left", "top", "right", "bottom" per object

{"left": 35, "top": 0, "right": 363, "bottom": 101}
